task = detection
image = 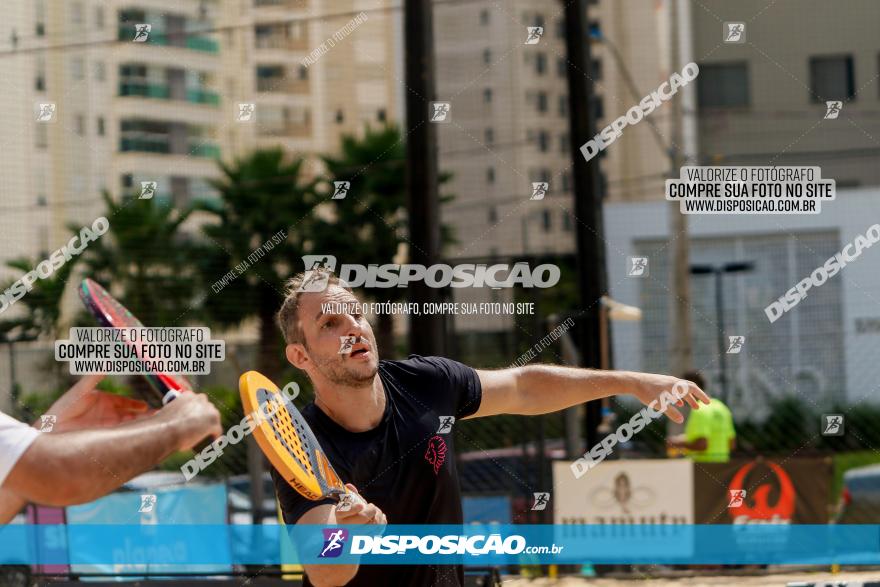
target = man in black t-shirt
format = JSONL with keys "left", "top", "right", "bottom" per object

{"left": 273, "top": 270, "right": 709, "bottom": 587}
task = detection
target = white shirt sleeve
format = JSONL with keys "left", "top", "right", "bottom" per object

{"left": 0, "top": 411, "right": 40, "bottom": 488}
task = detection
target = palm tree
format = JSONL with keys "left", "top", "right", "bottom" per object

{"left": 78, "top": 192, "right": 205, "bottom": 326}
{"left": 198, "top": 147, "right": 318, "bottom": 380}
{"left": 317, "top": 124, "right": 455, "bottom": 356}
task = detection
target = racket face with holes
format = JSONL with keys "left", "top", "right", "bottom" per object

{"left": 79, "top": 278, "right": 191, "bottom": 401}
{"left": 239, "top": 370, "right": 347, "bottom": 502}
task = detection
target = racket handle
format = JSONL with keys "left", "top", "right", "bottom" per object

{"left": 162, "top": 389, "right": 181, "bottom": 405}
{"left": 336, "top": 489, "right": 368, "bottom": 512}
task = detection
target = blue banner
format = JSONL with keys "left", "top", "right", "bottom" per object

{"left": 2, "top": 524, "right": 880, "bottom": 566}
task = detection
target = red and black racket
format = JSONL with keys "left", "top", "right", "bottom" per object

{"left": 79, "top": 278, "right": 191, "bottom": 406}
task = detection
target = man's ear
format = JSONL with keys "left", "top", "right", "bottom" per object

{"left": 286, "top": 343, "right": 309, "bottom": 369}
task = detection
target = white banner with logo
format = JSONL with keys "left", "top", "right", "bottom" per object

{"left": 552, "top": 459, "right": 694, "bottom": 559}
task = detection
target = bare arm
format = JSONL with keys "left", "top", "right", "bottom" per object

{"left": 471, "top": 365, "right": 709, "bottom": 423}
{"left": 2, "top": 393, "right": 221, "bottom": 513}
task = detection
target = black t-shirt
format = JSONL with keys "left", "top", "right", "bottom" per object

{"left": 272, "top": 355, "right": 483, "bottom": 587}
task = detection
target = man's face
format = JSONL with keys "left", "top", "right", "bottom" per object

{"left": 291, "top": 285, "right": 379, "bottom": 386}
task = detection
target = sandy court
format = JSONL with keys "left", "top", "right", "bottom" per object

{"left": 502, "top": 569, "right": 880, "bottom": 586}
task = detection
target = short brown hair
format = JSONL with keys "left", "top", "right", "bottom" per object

{"left": 276, "top": 269, "right": 352, "bottom": 346}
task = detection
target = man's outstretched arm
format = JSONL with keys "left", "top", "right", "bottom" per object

{"left": 470, "top": 365, "right": 709, "bottom": 423}
{"left": 2, "top": 393, "right": 221, "bottom": 514}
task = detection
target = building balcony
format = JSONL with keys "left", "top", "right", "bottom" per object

{"left": 256, "top": 77, "right": 309, "bottom": 94}
{"left": 119, "top": 83, "right": 219, "bottom": 106}
{"left": 256, "top": 121, "right": 312, "bottom": 138}
{"left": 255, "top": 0, "right": 307, "bottom": 8}
{"left": 119, "top": 136, "right": 220, "bottom": 159}
{"left": 118, "top": 26, "right": 219, "bottom": 53}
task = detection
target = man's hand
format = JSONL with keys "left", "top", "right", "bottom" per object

{"left": 335, "top": 484, "right": 387, "bottom": 525}
{"left": 46, "top": 375, "right": 152, "bottom": 433}
{"left": 155, "top": 392, "right": 222, "bottom": 451}
{"left": 629, "top": 373, "right": 710, "bottom": 424}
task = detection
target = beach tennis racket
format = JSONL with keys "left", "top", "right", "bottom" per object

{"left": 79, "top": 278, "right": 191, "bottom": 406}
{"left": 239, "top": 370, "right": 364, "bottom": 510}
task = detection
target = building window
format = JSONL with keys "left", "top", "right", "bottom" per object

{"left": 480, "top": 10, "right": 490, "bottom": 25}
{"left": 562, "top": 210, "right": 573, "bottom": 231}
{"left": 594, "top": 96, "right": 604, "bottom": 119}
{"left": 557, "top": 57, "right": 567, "bottom": 77}
{"left": 810, "top": 55, "right": 855, "bottom": 102}
{"left": 535, "top": 53, "right": 547, "bottom": 75}
{"left": 532, "top": 14, "right": 545, "bottom": 28}
{"left": 537, "top": 130, "right": 549, "bottom": 152}
{"left": 589, "top": 20, "right": 601, "bottom": 38}
{"left": 485, "top": 128, "right": 494, "bottom": 144}
{"left": 561, "top": 170, "right": 571, "bottom": 191}
{"left": 483, "top": 88, "right": 492, "bottom": 103}
{"left": 71, "top": 2, "right": 84, "bottom": 26}
{"left": 487, "top": 167, "right": 495, "bottom": 183}
{"left": 35, "top": 0, "right": 46, "bottom": 36}
{"left": 536, "top": 91, "right": 548, "bottom": 113}
{"left": 559, "top": 95, "right": 568, "bottom": 116}
{"left": 335, "top": 109, "right": 344, "bottom": 123}
{"left": 556, "top": 19, "right": 565, "bottom": 39}
{"left": 377, "top": 108, "right": 386, "bottom": 122}
{"left": 483, "top": 48, "right": 492, "bottom": 64}
{"left": 298, "top": 65, "right": 308, "bottom": 80}
{"left": 542, "top": 209, "right": 552, "bottom": 232}
{"left": 35, "top": 74, "right": 45, "bottom": 91}
{"left": 560, "top": 134, "right": 570, "bottom": 154}
{"left": 97, "top": 117, "right": 105, "bottom": 136}
{"left": 35, "top": 124, "right": 48, "bottom": 148}
{"left": 71, "top": 57, "right": 85, "bottom": 81}
{"left": 591, "top": 58, "right": 602, "bottom": 80}
{"left": 488, "top": 206, "right": 498, "bottom": 223}
{"left": 697, "top": 62, "right": 749, "bottom": 108}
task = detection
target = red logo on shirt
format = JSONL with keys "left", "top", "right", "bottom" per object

{"left": 424, "top": 435, "right": 447, "bottom": 475}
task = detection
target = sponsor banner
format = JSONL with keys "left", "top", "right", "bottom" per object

{"left": 5, "top": 524, "right": 880, "bottom": 565}
{"left": 694, "top": 458, "right": 832, "bottom": 524}
{"left": 554, "top": 459, "right": 694, "bottom": 523}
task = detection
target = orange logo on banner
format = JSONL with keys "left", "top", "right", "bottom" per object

{"left": 727, "top": 461, "right": 796, "bottom": 522}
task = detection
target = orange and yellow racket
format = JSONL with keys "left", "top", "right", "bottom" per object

{"left": 239, "top": 371, "right": 363, "bottom": 510}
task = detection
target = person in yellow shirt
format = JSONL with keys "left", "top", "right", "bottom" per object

{"left": 667, "top": 372, "right": 736, "bottom": 463}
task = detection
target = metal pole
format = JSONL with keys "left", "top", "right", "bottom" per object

{"left": 715, "top": 269, "right": 728, "bottom": 401}
{"left": 404, "top": 0, "right": 445, "bottom": 356}
{"left": 563, "top": 0, "right": 606, "bottom": 448}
